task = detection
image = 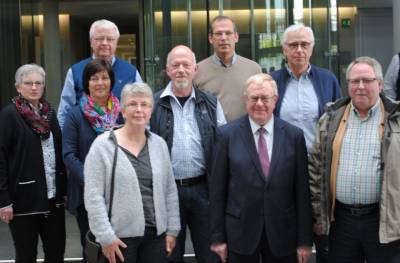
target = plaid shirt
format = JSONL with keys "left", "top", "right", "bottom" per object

{"left": 336, "top": 100, "right": 382, "bottom": 205}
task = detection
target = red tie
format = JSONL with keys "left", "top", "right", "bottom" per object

{"left": 258, "top": 127, "right": 270, "bottom": 178}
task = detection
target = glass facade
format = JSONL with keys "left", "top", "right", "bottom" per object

{"left": 143, "top": 0, "right": 339, "bottom": 91}
{"left": 0, "top": 0, "right": 339, "bottom": 107}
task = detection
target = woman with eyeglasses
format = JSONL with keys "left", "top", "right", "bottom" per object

{"left": 62, "top": 58, "right": 122, "bottom": 262}
{"left": 84, "top": 82, "right": 180, "bottom": 263}
{"left": 0, "top": 64, "right": 67, "bottom": 262}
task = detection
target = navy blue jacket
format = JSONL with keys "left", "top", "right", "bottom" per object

{"left": 209, "top": 115, "right": 312, "bottom": 256}
{"left": 71, "top": 57, "right": 138, "bottom": 101}
{"left": 62, "top": 105, "right": 98, "bottom": 215}
{"left": 271, "top": 64, "right": 341, "bottom": 118}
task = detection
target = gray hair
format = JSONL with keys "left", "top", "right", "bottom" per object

{"left": 346, "top": 56, "right": 383, "bottom": 81}
{"left": 15, "top": 64, "right": 45, "bottom": 86}
{"left": 166, "top": 45, "right": 197, "bottom": 66}
{"left": 120, "top": 82, "right": 154, "bottom": 109}
{"left": 89, "top": 19, "right": 120, "bottom": 39}
{"left": 244, "top": 73, "right": 278, "bottom": 96}
{"left": 281, "top": 24, "right": 315, "bottom": 47}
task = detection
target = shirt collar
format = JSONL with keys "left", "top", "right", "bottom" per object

{"left": 212, "top": 52, "right": 237, "bottom": 67}
{"left": 92, "top": 55, "right": 116, "bottom": 65}
{"left": 249, "top": 115, "right": 274, "bottom": 136}
{"left": 160, "top": 82, "right": 196, "bottom": 101}
{"left": 285, "top": 64, "right": 311, "bottom": 79}
{"left": 351, "top": 98, "right": 381, "bottom": 119}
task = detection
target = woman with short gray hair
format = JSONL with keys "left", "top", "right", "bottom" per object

{"left": 84, "top": 82, "right": 180, "bottom": 263}
{"left": 0, "top": 64, "right": 67, "bottom": 262}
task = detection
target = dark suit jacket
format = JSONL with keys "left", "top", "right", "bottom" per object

{"left": 209, "top": 115, "right": 312, "bottom": 257}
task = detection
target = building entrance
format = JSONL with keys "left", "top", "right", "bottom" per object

{"left": 19, "top": 0, "right": 140, "bottom": 107}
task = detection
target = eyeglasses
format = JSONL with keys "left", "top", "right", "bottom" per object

{"left": 89, "top": 76, "right": 110, "bottom": 83}
{"left": 93, "top": 36, "right": 116, "bottom": 43}
{"left": 124, "top": 102, "right": 152, "bottom": 110}
{"left": 248, "top": 95, "right": 275, "bottom": 104}
{"left": 347, "top": 78, "right": 377, "bottom": 86}
{"left": 22, "top": 81, "right": 44, "bottom": 87}
{"left": 285, "top": 41, "right": 312, "bottom": 50}
{"left": 212, "top": 31, "right": 235, "bottom": 38}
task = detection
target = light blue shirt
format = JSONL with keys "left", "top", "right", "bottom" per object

{"left": 160, "top": 82, "right": 226, "bottom": 179}
{"left": 279, "top": 66, "right": 319, "bottom": 153}
{"left": 211, "top": 52, "right": 238, "bottom": 67}
{"left": 336, "top": 100, "right": 382, "bottom": 205}
{"left": 57, "top": 56, "right": 143, "bottom": 129}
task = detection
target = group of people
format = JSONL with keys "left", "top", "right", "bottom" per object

{"left": 0, "top": 15, "right": 399, "bottom": 263}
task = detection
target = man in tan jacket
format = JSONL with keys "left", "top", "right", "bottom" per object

{"left": 309, "top": 56, "right": 400, "bottom": 263}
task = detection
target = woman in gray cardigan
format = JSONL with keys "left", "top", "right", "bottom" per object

{"left": 84, "top": 82, "right": 180, "bottom": 263}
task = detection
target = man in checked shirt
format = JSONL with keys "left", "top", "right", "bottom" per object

{"left": 309, "top": 56, "right": 400, "bottom": 263}
{"left": 150, "top": 45, "right": 226, "bottom": 263}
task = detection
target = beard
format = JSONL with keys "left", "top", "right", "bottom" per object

{"left": 173, "top": 79, "right": 190, "bottom": 90}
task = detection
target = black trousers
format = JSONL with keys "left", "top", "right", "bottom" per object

{"left": 9, "top": 200, "right": 66, "bottom": 263}
{"left": 112, "top": 227, "right": 167, "bottom": 263}
{"left": 329, "top": 203, "right": 400, "bottom": 263}
{"left": 76, "top": 204, "right": 90, "bottom": 263}
{"left": 314, "top": 234, "right": 329, "bottom": 263}
{"left": 228, "top": 230, "right": 297, "bottom": 263}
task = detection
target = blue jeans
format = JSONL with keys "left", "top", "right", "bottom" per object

{"left": 328, "top": 203, "right": 400, "bottom": 263}
{"left": 168, "top": 182, "right": 218, "bottom": 263}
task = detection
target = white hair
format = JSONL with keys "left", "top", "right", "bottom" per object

{"left": 120, "top": 82, "right": 154, "bottom": 108}
{"left": 89, "top": 19, "right": 120, "bottom": 39}
{"left": 244, "top": 73, "right": 278, "bottom": 96}
{"left": 15, "top": 64, "right": 45, "bottom": 86}
{"left": 346, "top": 56, "right": 383, "bottom": 81}
{"left": 281, "top": 24, "right": 315, "bottom": 47}
{"left": 166, "top": 45, "right": 197, "bottom": 66}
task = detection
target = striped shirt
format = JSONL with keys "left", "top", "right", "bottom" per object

{"left": 336, "top": 100, "right": 382, "bottom": 205}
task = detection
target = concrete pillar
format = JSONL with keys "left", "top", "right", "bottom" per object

{"left": 43, "top": 0, "right": 62, "bottom": 108}
{"left": 393, "top": 0, "right": 400, "bottom": 52}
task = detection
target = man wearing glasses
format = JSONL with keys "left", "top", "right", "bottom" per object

{"left": 209, "top": 73, "right": 312, "bottom": 263}
{"left": 194, "top": 15, "right": 262, "bottom": 122}
{"left": 309, "top": 56, "right": 400, "bottom": 262}
{"left": 271, "top": 24, "right": 341, "bottom": 263}
{"left": 57, "top": 19, "right": 142, "bottom": 129}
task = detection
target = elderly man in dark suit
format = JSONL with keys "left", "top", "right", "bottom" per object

{"left": 209, "top": 73, "right": 313, "bottom": 263}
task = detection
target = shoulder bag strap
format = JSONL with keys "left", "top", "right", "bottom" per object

{"left": 396, "top": 53, "right": 400, "bottom": 100}
{"left": 107, "top": 134, "right": 119, "bottom": 220}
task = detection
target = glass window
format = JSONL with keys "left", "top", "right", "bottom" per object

{"left": 254, "top": 0, "right": 287, "bottom": 73}
{"left": 20, "top": 0, "right": 139, "bottom": 106}
{"left": 144, "top": 0, "right": 208, "bottom": 90}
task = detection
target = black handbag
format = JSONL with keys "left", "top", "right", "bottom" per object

{"left": 85, "top": 138, "right": 118, "bottom": 263}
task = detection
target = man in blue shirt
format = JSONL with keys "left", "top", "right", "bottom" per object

{"left": 57, "top": 19, "right": 142, "bottom": 128}
{"left": 150, "top": 45, "right": 226, "bottom": 263}
{"left": 271, "top": 24, "right": 341, "bottom": 263}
